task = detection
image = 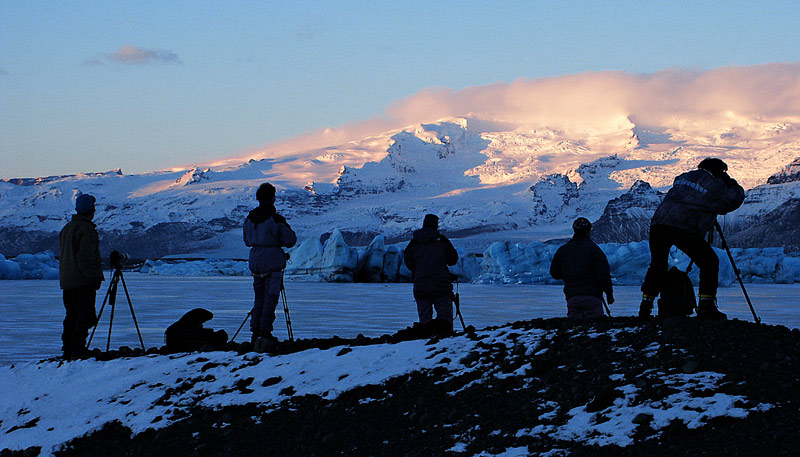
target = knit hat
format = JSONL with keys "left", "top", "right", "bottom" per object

{"left": 572, "top": 217, "right": 592, "bottom": 234}
{"left": 698, "top": 158, "right": 728, "bottom": 177}
{"left": 256, "top": 182, "right": 276, "bottom": 203}
{"left": 75, "top": 194, "right": 96, "bottom": 214}
{"left": 423, "top": 214, "right": 439, "bottom": 229}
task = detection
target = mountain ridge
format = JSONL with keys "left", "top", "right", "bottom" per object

{"left": 2, "top": 116, "right": 799, "bottom": 258}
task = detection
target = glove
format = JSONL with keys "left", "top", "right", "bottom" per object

{"left": 606, "top": 294, "right": 615, "bottom": 305}
{"left": 93, "top": 278, "right": 103, "bottom": 290}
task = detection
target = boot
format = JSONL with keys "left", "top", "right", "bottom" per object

{"left": 250, "top": 330, "right": 261, "bottom": 344}
{"left": 638, "top": 295, "right": 655, "bottom": 318}
{"left": 697, "top": 296, "right": 727, "bottom": 320}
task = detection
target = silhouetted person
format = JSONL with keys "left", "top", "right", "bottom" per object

{"left": 403, "top": 214, "right": 459, "bottom": 331}
{"left": 640, "top": 158, "right": 745, "bottom": 319}
{"left": 550, "top": 217, "right": 614, "bottom": 318}
{"left": 59, "top": 194, "right": 104, "bottom": 360}
{"left": 244, "top": 183, "right": 297, "bottom": 343}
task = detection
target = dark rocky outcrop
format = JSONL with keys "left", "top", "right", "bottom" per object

{"left": 591, "top": 180, "right": 663, "bottom": 243}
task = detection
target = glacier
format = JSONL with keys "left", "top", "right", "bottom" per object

{"left": 5, "top": 233, "right": 798, "bottom": 286}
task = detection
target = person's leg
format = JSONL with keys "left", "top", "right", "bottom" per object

{"left": 640, "top": 225, "right": 673, "bottom": 317}
{"left": 259, "top": 272, "right": 283, "bottom": 336}
{"left": 415, "top": 294, "right": 434, "bottom": 323}
{"left": 62, "top": 289, "right": 77, "bottom": 358}
{"left": 251, "top": 275, "right": 266, "bottom": 338}
{"left": 675, "top": 234, "right": 724, "bottom": 319}
{"left": 432, "top": 294, "right": 454, "bottom": 329}
{"left": 70, "top": 285, "right": 97, "bottom": 357}
{"left": 567, "top": 295, "right": 604, "bottom": 319}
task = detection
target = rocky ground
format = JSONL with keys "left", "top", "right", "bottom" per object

{"left": 4, "top": 316, "right": 800, "bottom": 457}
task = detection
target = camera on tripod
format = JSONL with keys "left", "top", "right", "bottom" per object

{"left": 110, "top": 250, "right": 129, "bottom": 270}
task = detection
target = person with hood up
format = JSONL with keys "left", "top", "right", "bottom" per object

{"left": 59, "top": 193, "right": 105, "bottom": 360}
{"left": 243, "top": 183, "right": 297, "bottom": 343}
{"left": 639, "top": 158, "right": 745, "bottom": 320}
{"left": 550, "top": 217, "right": 614, "bottom": 318}
{"left": 403, "top": 214, "right": 459, "bottom": 330}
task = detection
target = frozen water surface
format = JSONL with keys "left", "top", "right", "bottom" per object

{"left": 1, "top": 275, "right": 798, "bottom": 365}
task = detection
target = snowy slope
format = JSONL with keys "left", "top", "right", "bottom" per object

{"left": 2, "top": 114, "right": 799, "bottom": 258}
{"left": 2, "top": 318, "right": 793, "bottom": 456}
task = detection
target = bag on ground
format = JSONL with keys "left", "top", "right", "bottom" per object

{"left": 657, "top": 267, "right": 696, "bottom": 317}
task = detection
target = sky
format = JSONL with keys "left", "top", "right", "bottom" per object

{"left": 1, "top": 1, "right": 800, "bottom": 179}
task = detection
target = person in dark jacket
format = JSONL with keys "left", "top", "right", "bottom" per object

{"left": 243, "top": 183, "right": 297, "bottom": 343}
{"left": 550, "top": 217, "right": 614, "bottom": 318}
{"left": 640, "top": 158, "right": 745, "bottom": 319}
{"left": 59, "top": 193, "right": 105, "bottom": 360}
{"left": 403, "top": 214, "right": 459, "bottom": 330}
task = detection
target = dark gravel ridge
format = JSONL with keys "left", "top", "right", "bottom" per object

{"left": 5, "top": 317, "right": 800, "bottom": 457}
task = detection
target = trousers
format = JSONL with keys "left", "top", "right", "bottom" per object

{"left": 251, "top": 272, "right": 283, "bottom": 334}
{"left": 642, "top": 224, "right": 719, "bottom": 298}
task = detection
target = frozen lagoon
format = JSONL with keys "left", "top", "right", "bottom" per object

{"left": 1, "top": 274, "right": 799, "bottom": 365}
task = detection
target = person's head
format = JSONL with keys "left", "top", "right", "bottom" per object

{"left": 572, "top": 217, "right": 592, "bottom": 237}
{"left": 75, "top": 194, "right": 96, "bottom": 216}
{"left": 698, "top": 158, "right": 728, "bottom": 178}
{"left": 423, "top": 213, "right": 439, "bottom": 229}
{"left": 256, "top": 182, "right": 276, "bottom": 205}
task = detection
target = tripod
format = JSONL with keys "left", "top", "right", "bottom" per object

{"left": 232, "top": 271, "right": 294, "bottom": 342}
{"left": 88, "top": 255, "right": 145, "bottom": 351}
{"left": 714, "top": 221, "right": 760, "bottom": 324}
{"left": 451, "top": 276, "right": 466, "bottom": 331}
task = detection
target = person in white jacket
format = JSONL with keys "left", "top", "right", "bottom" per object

{"left": 243, "top": 183, "right": 297, "bottom": 343}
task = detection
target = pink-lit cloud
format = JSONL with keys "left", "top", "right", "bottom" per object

{"left": 102, "top": 45, "right": 181, "bottom": 65}
{"left": 243, "top": 62, "right": 800, "bottom": 162}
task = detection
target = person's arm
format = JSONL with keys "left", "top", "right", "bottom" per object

{"left": 403, "top": 241, "right": 416, "bottom": 272}
{"left": 441, "top": 235, "right": 459, "bottom": 266}
{"left": 243, "top": 217, "right": 253, "bottom": 247}
{"left": 273, "top": 214, "right": 297, "bottom": 248}
{"left": 77, "top": 229, "right": 104, "bottom": 286}
{"left": 549, "top": 248, "right": 563, "bottom": 280}
{"left": 715, "top": 174, "right": 745, "bottom": 214}
{"left": 593, "top": 245, "right": 614, "bottom": 304}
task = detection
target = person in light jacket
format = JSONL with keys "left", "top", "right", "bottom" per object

{"left": 243, "top": 183, "right": 297, "bottom": 343}
{"left": 59, "top": 193, "right": 104, "bottom": 360}
{"left": 639, "top": 158, "right": 745, "bottom": 319}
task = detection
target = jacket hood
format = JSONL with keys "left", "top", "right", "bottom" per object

{"left": 248, "top": 204, "right": 276, "bottom": 224}
{"left": 413, "top": 227, "right": 440, "bottom": 243}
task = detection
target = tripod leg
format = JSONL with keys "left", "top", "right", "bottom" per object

{"left": 231, "top": 311, "right": 252, "bottom": 342}
{"left": 88, "top": 275, "right": 116, "bottom": 347}
{"left": 281, "top": 277, "right": 293, "bottom": 341}
{"left": 106, "top": 274, "right": 118, "bottom": 352}
{"left": 118, "top": 272, "right": 145, "bottom": 350}
{"left": 714, "top": 221, "right": 760, "bottom": 324}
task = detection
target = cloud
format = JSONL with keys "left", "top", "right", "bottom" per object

{"left": 94, "top": 45, "right": 182, "bottom": 65}
{"left": 242, "top": 62, "right": 800, "bottom": 162}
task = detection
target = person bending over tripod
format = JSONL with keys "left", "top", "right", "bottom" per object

{"left": 244, "top": 183, "right": 297, "bottom": 344}
{"left": 639, "top": 158, "right": 745, "bottom": 319}
{"left": 59, "top": 194, "right": 104, "bottom": 360}
{"left": 403, "top": 214, "right": 459, "bottom": 331}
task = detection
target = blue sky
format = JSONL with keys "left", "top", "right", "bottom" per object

{"left": 1, "top": 0, "right": 799, "bottom": 178}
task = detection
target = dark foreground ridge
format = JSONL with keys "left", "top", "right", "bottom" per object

{"left": 4, "top": 317, "right": 800, "bottom": 457}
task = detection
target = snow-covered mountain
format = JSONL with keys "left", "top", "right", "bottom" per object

{"left": 2, "top": 115, "right": 799, "bottom": 258}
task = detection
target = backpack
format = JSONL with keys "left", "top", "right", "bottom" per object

{"left": 657, "top": 267, "right": 696, "bottom": 317}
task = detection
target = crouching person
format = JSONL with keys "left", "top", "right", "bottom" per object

{"left": 244, "top": 183, "right": 297, "bottom": 343}
{"left": 550, "top": 217, "right": 614, "bottom": 319}
{"left": 403, "top": 214, "right": 459, "bottom": 331}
